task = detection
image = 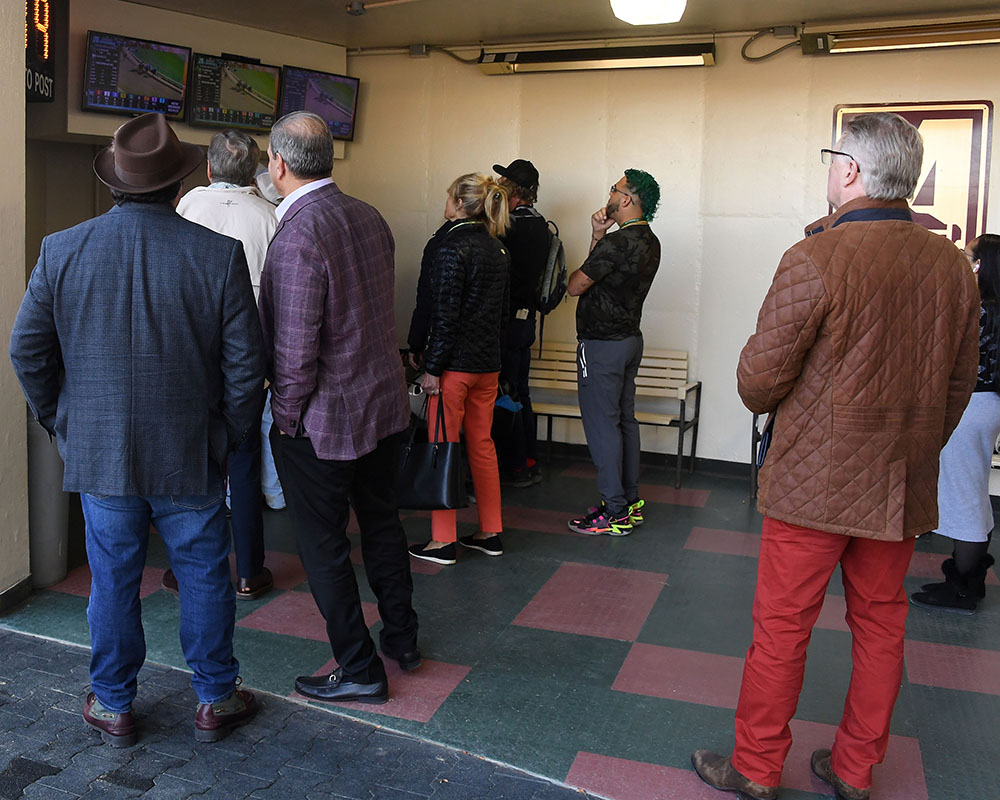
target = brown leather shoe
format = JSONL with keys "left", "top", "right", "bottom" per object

{"left": 236, "top": 567, "right": 274, "bottom": 601}
{"left": 811, "top": 749, "right": 870, "bottom": 800}
{"left": 83, "top": 692, "right": 137, "bottom": 748}
{"left": 691, "top": 750, "right": 778, "bottom": 800}
{"left": 194, "top": 687, "right": 258, "bottom": 742}
{"left": 161, "top": 569, "right": 179, "bottom": 596}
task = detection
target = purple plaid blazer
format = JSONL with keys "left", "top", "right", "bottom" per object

{"left": 259, "top": 182, "right": 409, "bottom": 461}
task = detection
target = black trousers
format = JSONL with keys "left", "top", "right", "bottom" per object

{"left": 497, "top": 316, "right": 538, "bottom": 470}
{"left": 270, "top": 428, "right": 418, "bottom": 682}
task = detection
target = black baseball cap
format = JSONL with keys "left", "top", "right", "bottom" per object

{"left": 493, "top": 159, "right": 539, "bottom": 190}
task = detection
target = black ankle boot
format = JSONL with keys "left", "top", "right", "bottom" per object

{"left": 911, "top": 556, "right": 988, "bottom": 615}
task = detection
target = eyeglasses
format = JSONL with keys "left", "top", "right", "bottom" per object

{"left": 820, "top": 148, "right": 861, "bottom": 172}
{"left": 610, "top": 184, "right": 636, "bottom": 198}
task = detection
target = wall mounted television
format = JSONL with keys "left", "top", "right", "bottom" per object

{"left": 278, "top": 65, "right": 360, "bottom": 141}
{"left": 188, "top": 53, "right": 281, "bottom": 133}
{"left": 82, "top": 30, "right": 191, "bottom": 118}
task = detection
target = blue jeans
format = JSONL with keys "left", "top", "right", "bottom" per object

{"left": 260, "top": 390, "right": 284, "bottom": 508}
{"left": 80, "top": 491, "right": 239, "bottom": 713}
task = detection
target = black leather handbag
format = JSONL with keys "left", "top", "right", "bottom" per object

{"left": 395, "top": 394, "right": 468, "bottom": 510}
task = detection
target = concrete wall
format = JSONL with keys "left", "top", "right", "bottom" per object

{"left": 335, "top": 36, "right": 1000, "bottom": 462}
{"left": 1, "top": 0, "right": 30, "bottom": 602}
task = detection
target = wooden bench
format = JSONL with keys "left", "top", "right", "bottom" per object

{"left": 528, "top": 341, "right": 702, "bottom": 488}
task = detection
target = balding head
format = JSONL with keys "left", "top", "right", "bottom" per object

{"left": 269, "top": 111, "right": 334, "bottom": 180}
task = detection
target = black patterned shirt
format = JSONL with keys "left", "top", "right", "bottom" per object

{"left": 576, "top": 223, "right": 660, "bottom": 340}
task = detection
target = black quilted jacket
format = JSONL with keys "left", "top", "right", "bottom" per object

{"left": 423, "top": 220, "right": 510, "bottom": 376}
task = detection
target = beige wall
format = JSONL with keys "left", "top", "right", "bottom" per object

{"left": 1, "top": 1, "right": 31, "bottom": 598}
{"left": 337, "top": 36, "right": 1000, "bottom": 463}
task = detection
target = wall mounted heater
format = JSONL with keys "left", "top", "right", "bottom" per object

{"left": 477, "top": 42, "right": 715, "bottom": 74}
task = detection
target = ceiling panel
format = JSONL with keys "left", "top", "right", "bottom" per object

{"left": 125, "top": 0, "right": 1000, "bottom": 50}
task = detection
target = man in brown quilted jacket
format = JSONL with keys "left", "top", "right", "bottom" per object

{"left": 693, "top": 113, "right": 980, "bottom": 800}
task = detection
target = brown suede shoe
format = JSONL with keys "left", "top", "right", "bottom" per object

{"left": 236, "top": 567, "right": 274, "bottom": 601}
{"left": 194, "top": 688, "right": 258, "bottom": 742}
{"left": 691, "top": 750, "right": 778, "bottom": 800}
{"left": 810, "top": 749, "right": 870, "bottom": 800}
{"left": 83, "top": 692, "right": 137, "bottom": 748}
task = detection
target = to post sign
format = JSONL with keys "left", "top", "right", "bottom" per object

{"left": 26, "top": 0, "right": 55, "bottom": 102}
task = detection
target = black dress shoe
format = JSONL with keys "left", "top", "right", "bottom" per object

{"left": 385, "top": 648, "right": 422, "bottom": 672}
{"left": 295, "top": 667, "right": 388, "bottom": 704}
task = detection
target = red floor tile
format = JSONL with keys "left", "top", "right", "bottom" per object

{"left": 613, "top": 643, "right": 744, "bottom": 709}
{"left": 237, "top": 590, "right": 379, "bottom": 641}
{"left": 293, "top": 655, "right": 470, "bottom": 723}
{"left": 559, "top": 464, "right": 710, "bottom": 507}
{"left": 566, "top": 752, "right": 721, "bottom": 799}
{"left": 815, "top": 594, "right": 850, "bottom": 633}
{"left": 639, "top": 484, "right": 711, "bottom": 508}
{"left": 684, "top": 527, "right": 761, "bottom": 558}
{"left": 783, "top": 718, "right": 927, "bottom": 800}
{"left": 48, "top": 565, "right": 166, "bottom": 600}
{"left": 904, "top": 640, "right": 1000, "bottom": 696}
{"left": 908, "top": 551, "right": 1000, "bottom": 585}
{"left": 513, "top": 562, "right": 667, "bottom": 641}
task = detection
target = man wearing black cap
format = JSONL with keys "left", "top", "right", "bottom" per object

{"left": 10, "top": 113, "right": 263, "bottom": 746}
{"left": 493, "top": 158, "right": 550, "bottom": 486}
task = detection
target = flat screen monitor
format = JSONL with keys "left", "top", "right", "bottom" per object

{"left": 82, "top": 30, "right": 191, "bottom": 118}
{"left": 188, "top": 54, "right": 281, "bottom": 132}
{"left": 279, "top": 65, "right": 360, "bottom": 141}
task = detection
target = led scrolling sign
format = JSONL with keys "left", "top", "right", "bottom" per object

{"left": 26, "top": 0, "right": 55, "bottom": 102}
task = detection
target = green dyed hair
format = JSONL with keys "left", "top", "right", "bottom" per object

{"left": 624, "top": 168, "right": 660, "bottom": 222}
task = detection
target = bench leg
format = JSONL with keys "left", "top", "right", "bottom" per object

{"left": 675, "top": 400, "right": 686, "bottom": 489}
{"left": 689, "top": 388, "right": 702, "bottom": 475}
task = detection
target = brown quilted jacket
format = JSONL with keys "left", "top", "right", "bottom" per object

{"left": 738, "top": 197, "right": 980, "bottom": 540}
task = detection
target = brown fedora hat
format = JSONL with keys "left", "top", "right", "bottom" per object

{"left": 93, "top": 113, "right": 203, "bottom": 193}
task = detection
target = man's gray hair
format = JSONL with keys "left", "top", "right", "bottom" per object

{"left": 269, "top": 111, "right": 334, "bottom": 180}
{"left": 207, "top": 130, "right": 260, "bottom": 186}
{"left": 839, "top": 112, "right": 924, "bottom": 201}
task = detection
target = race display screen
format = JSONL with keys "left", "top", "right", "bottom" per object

{"left": 279, "top": 66, "right": 360, "bottom": 141}
{"left": 188, "top": 53, "right": 280, "bottom": 132}
{"left": 82, "top": 30, "right": 190, "bottom": 118}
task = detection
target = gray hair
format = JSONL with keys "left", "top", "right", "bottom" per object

{"left": 269, "top": 111, "right": 333, "bottom": 180}
{"left": 206, "top": 130, "right": 260, "bottom": 186}
{"left": 839, "top": 112, "right": 923, "bottom": 201}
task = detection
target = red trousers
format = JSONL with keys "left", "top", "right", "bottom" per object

{"left": 731, "top": 517, "right": 915, "bottom": 790}
{"left": 428, "top": 371, "right": 502, "bottom": 543}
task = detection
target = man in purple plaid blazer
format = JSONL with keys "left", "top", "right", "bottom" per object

{"left": 259, "top": 112, "right": 419, "bottom": 703}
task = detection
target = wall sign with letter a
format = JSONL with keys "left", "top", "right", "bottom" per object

{"left": 25, "top": 0, "right": 55, "bottom": 102}
{"left": 834, "top": 101, "right": 993, "bottom": 244}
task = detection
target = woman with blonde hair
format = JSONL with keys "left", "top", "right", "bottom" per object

{"left": 409, "top": 173, "right": 511, "bottom": 564}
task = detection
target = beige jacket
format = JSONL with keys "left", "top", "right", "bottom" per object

{"left": 738, "top": 197, "right": 980, "bottom": 540}
{"left": 177, "top": 184, "right": 277, "bottom": 302}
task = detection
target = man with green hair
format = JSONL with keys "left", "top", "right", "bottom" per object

{"left": 566, "top": 169, "right": 661, "bottom": 535}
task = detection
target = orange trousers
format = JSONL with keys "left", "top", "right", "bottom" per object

{"left": 731, "top": 516, "right": 915, "bottom": 790}
{"left": 427, "top": 371, "right": 503, "bottom": 543}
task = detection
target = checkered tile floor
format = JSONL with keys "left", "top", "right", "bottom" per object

{"left": 2, "top": 455, "right": 998, "bottom": 800}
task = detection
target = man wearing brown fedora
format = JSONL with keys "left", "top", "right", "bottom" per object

{"left": 10, "top": 113, "right": 264, "bottom": 747}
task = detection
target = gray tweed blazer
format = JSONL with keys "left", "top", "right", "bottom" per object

{"left": 10, "top": 202, "right": 264, "bottom": 496}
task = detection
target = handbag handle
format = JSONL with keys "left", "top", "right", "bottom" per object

{"left": 431, "top": 390, "right": 449, "bottom": 444}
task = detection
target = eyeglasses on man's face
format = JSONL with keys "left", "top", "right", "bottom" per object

{"left": 610, "top": 183, "right": 635, "bottom": 198}
{"left": 820, "top": 148, "right": 861, "bottom": 172}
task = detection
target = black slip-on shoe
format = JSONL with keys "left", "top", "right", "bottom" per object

{"left": 458, "top": 534, "right": 503, "bottom": 556}
{"left": 408, "top": 541, "right": 457, "bottom": 565}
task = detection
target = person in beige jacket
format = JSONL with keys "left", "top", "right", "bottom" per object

{"left": 172, "top": 130, "right": 282, "bottom": 601}
{"left": 693, "top": 113, "right": 980, "bottom": 800}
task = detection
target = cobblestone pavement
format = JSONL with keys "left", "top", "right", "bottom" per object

{"left": 0, "top": 628, "right": 592, "bottom": 800}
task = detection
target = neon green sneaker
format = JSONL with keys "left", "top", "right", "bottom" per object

{"left": 627, "top": 499, "right": 645, "bottom": 526}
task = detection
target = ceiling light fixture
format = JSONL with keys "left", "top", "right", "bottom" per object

{"left": 610, "top": 0, "right": 688, "bottom": 26}
{"left": 478, "top": 42, "right": 714, "bottom": 74}
{"left": 801, "top": 18, "right": 1000, "bottom": 54}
